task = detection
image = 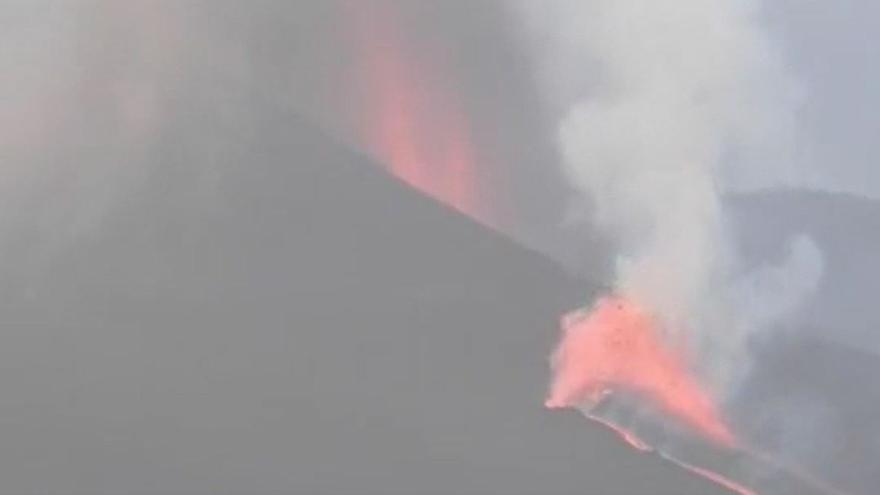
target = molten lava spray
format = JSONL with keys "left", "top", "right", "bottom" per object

{"left": 350, "top": 2, "right": 489, "bottom": 224}
{"left": 546, "top": 296, "right": 735, "bottom": 447}
{"left": 545, "top": 296, "right": 848, "bottom": 495}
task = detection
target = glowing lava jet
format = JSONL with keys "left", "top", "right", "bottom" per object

{"left": 546, "top": 296, "right": 736, "bottom": 448}
{"left": 350, "top": 3, "right": 488, "bottom": 224}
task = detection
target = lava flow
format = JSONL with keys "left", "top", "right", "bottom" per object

{"left": 546, "top": 296, "right": 735, "bottom": 447}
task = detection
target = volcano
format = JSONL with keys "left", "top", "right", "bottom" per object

{"left": 0, "top": 67, "right": 875, "bottom": 495}
{"left": 0, "top": 85, "right": 748, "bottom": 494}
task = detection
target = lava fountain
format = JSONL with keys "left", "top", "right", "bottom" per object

{"left": 546, "top": 296, "right": 736, "bottom": 447}
{"left": 546, "top": 296, "right": 850, "bottom": 495}
{"left": 349, "top": 2, "right": 489, "bottom": 225}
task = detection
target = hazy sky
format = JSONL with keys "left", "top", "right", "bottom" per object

{"left": 762, "top": 1, "right": 880, "bottom": 198}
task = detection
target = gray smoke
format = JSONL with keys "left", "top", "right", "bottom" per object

{"left": 515, "top": 0, "right": 823, "bottom": 391}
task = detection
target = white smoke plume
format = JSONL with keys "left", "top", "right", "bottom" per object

{"left": 515, "top": 0, "right": 823, "bottom": 390}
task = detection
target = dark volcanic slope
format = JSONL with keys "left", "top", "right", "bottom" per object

{"left": 0, "top": 98, "right": 733, "bottom": 495}
{"left": 737, "top": 333, "right": 880, "bottom": 495}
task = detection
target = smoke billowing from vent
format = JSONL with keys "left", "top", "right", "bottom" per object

{"left": 518, "top": 0, "right": 822, "bottom": 382}
{"left": 516, "top": 0, "right": 832, "bottom": 492}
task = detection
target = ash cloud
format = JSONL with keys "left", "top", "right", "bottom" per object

{"left": 515, "top": 0, "right": 822, "bottom": 391}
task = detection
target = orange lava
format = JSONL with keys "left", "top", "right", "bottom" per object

{"left": 589, "top": 413, "right": 653, "bottom": 452}
{"left": 350, "top": 3, "right": 487, "bottom": 223}
{"left": 546, "top": 296, "right": 735, "bottom": 447}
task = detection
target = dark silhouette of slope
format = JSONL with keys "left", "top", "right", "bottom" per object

{"left": 0, "top": 94, "right": 737, "bottom": 495}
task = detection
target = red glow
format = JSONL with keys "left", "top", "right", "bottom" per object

{"left": 589, "top": 413, "right": 653, "bottom": 452}
{"left": 350, "top": 3, "right": 486, "bottom": 223}
{"left": 546, "top": 296, "right": 735, "bottom": 447}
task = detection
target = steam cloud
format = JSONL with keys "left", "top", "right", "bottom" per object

{"left": 516, "top": 0, "right": 823, "bottom": 392}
